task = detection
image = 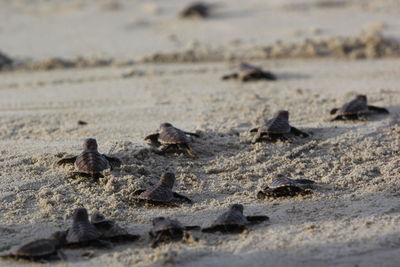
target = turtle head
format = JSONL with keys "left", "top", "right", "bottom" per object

{"left": 160, "top": 122, "right": 173, "bottom": 130}
{"left": 91, "top": 212, "right": 106, "bottom": 224}
{"left": 275, "top": 110, "right": 289, "bottom": 120}
{"left": 160, "top": 172, "right": 175, "bottom": 188}
{"left": 230, "top": 204, "right": 244, "bottom": 213}
{"left": 83, "top": 138, "right": 98, "bottom": 151}
{"left": 72, "top": 207, "right": 89, "bottom": 222}
{"left": 356, "top": 94, "right": 367, "bottom": 103}
{"left": 152, "top": 217, "right": 166, "bottom": 226}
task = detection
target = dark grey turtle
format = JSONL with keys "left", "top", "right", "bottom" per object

{"left": 180, "top": 2, "right": 210, "bottom": 18}
{"left": 132, "top": 172, "right": 192, "bottom": 207}
{"left": 145, "top": 123, "right": 199, "bottom": 158}
{"left": 55, "top": 138, "right": 121, "bottom": 179}
{"left": 250, "top": 110, "right": 309, "bottom": 143}
{"left": 257, "top": 174, "right": 315, "bottom": 199}
{"left": 64, "top": 208, "right": 111, "bottom": 249}
{"left": 149, "top": 217, "right": 200, "bottom": 248}
{"left": 202, "top": 204, "right": 269, "bottom": 234}
{"left": 90, "top": 213, "right": 140, "bottom": 243}
{"left": 330, "top": 94, "right": 389, "bottom": 121}
{"left": 222, "top": 62, "right": 277, "bottom": 82}
{"left": 0, "top": 51, "right": 13, "bottom": 71}
{"left": 0, "top": 231, "right": 66, "bottom": 262}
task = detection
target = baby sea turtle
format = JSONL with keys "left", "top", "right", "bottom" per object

{"left": 145, "top": 123, "right": 199, "bottom": 158}
{"left": 65, "top": 208, "right": 111, "bottom": 249}
{"left": 0, "top": 231, "right": 66, "bottom": 262}
{"left": 132, "top": 172, "right": 192, "bottom": 207}
{"left": 330, "top": 94, "right": 389, "bottom": 121}
{"left": 0, "top": 51, "right": 13, "bottom": 71}
{"left": 222, "top": 62, "right": 277, "bottom": 82}
{"left": 250, "top": 110, "right": 309, "bottom": 143}
{"left": 202, "top": 204, "right": 269, "bottom": 234}
{"left": 91, "top": 213, "right": 140, "bottom": 243}
{"left": 55, "top": 138, "right": 121, "bottom": 179}
{"left": 257, "top": 174, "right": 315, "bottom": 199}
{"left": 149, "top": 217, "right": 200, "bottom": 248}
{"left": 180, "top": 2, "right": 210, "bottom": 18}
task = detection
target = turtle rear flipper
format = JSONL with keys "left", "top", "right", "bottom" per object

{"left": 222, "top": 73, "right": 238, "bottom": 80}
{"left": 184, "top": 225, "right": 201, "bottom": 231}
{"left": 202, "top": 224, "right": 246, "bottom": 234}
{"left": 173, "top": 192, "right": 193, "bottom": 204}
{"left": 246, "top": 216, "right": 269, "bottom": 225}
{"left": 368, "top": 105, "right": 389, "bottom": 114}
{"left": 290, "top": 127, "right": 309, "bottom": 138}
{"left": 102, "top": 234, "right": 140, "bottom": 243}
{"left": 103, "top": 155, "right": 122, "bottom": 168}
{"left": 56, "top": 156, "right": 77, "bottom": 166}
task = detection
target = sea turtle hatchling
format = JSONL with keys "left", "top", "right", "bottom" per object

{"left": 90, "top": 213, "right": 140, "bottom": 243}
{"left": 132, "top": 172, "right": 193, "bottom": 207}
{"left": 202, "top": 204, "right": 269, "bottom": 234}
{"left": 64, "top": 208, "right": 111, "bottom": 249}
{"left": 250, "top": 110, "right": 309, "bottom": 143}
{"left": 0, "top": 231, "right": 67, "bottom": 262}
{"left": 180, "top": 2, "right": 211, "bottom": 18}
{"left": 257, "top": 174, "right": 316, "bottom": 199}
{"left": 55, "top": 138, "right": 122, "bottom": 179}
{"left": 149, "top": 217, "right": 200, "bottom": 248}
{"left": 145, "top": 122, "right": 199, "bottom": 158}
{"left": 330, "top": 94, "right": 389, "bottom": 121}
{"left": 222, "top": 62, "right": 277, "bottom": 82}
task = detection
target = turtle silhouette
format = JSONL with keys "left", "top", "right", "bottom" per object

{"left": 90, "top": 213, "right": 140, "bottom": 243}
{"left": 132, "top": 172, "right": 192, "bottom": 207}
{"left": 149, "top": 217, "right": 200, "bottom": 248}
{"left": 257, "top": 174, "right": 315, "bottom": 199}
{"left": 222, "top": 63, "right": 276, "bottom": 82}
{"left": 145, "top": 123, "right": 199, "bottom": 158}
{"left": 202, "top": 204, "right": 269, "bottom": 234}
{"left": 250, "top": 110, "right": 309, "bottom": 143}
{"left": 330, "top": 94, "right": 389, "bottom": 121}
{"left": 55, "top": 138, "right": 121, "bottom": 179}
{"left": 180, "top": 2, "right": 211, "bottom": 18}
{"left": 0, "top": 231, "right": 66, "bottom": 262}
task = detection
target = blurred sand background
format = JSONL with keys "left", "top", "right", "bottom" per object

{"left": 0, "top": 0, "right": 399, "bottom": 266}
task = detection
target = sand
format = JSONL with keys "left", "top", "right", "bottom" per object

{"left": 0, "top": 0, "right": 399, "bottom": 266}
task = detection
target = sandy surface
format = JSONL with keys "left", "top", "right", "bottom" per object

{"left": 0, "top": 0, "right": 400, "bottom": 267}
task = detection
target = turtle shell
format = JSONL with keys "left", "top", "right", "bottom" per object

{"left": 74, "top": 139, "right": 110, "bottom": 175}
{"left": 180, "top": 3, "right": 209, "bottom": 18}
{"left": 259, "top": 111, "right": 291, "bottom": 134}
{"left": 337, "top": 95, "right": 369, "bottom": 115}
{"left": 91, "top": 213, "right": 128, "bottom": 237}
{"left": 138, "top": 172, "right": 175, "bottom": 202}
{"left": 66, "top": 208, "right": 101, "bottom": 244}
{"left": 158, "top": 123, "right": 191, "bottom": 145}
{"left": 268, "top": 175, "right": 299, "bottom": 189}
{"left": 12, "top": 239, "right": 58, "bottom": 258}
{"left": 258, "top": 175, "right": 313, "bottom": 199}
{"left": 212, "top": 204, "right": 248, "bottom": 226}
{"left": 151, "top": 217, "right": 184, "bottom": 233}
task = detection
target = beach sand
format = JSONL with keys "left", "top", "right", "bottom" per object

{"left": 0, "top": 0, "right": 399, "bottom": 266}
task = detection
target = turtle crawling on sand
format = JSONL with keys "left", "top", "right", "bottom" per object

{"left": 180, "top": 2, "right": 211, "bottom": 18}
{"left": 202, "top": 204, "right": 269, "bottom": 234}
{"left": 222, "top": 62, "right": 277, "bottom": 82}
{"left": 90, "top": 213, "right": 140, "bottom": 243}
{"left": 64, "top": 208, "right": 112, "bottom": 249}
{"left": 250, "top": 110, "right": 309, "bottom": 143}
{"left": 149, "top": 217, "right": 200, "bottom": 248}
{"left": 257, "top": 174, "right": 315, "bottom": 199}
{"left": 0, "top": 232, "right": 66, "bottom": 262}
{"left": 55, "top": 138, "right": 121, "bottom": 179}
{"left": 132, "top": 172, "right": 193, "bottom": 207}
{"left": 145, "top": 123, "right": 199, "bottom": 158}
{"left": 330, "top": 94, "right": 389, "bottom": 121}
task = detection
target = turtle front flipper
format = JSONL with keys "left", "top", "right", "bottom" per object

{"left": 183, "top": 131, "right": 200, "bottom": 138}
{"left": 103, "top": 155, "right": 122, "bottom": 168}
{"left": 181, "top": 143, "right": 198, "bottom": 158}
{"left": 55, "top": 156, "right": 77, "bottom": 166}
{"left": 173, "top": 192, "right": 193, "bottom": 204}
{"left": 246, "top": 216, "right": 269, "bottom": 225}
{"left": 249, "top": 127, "right": 259, "bottom": 133}
{"left": 132, "top": 189, "right": 146, "bottom": 196}
{"left": 330, "top": 108, "right": 339, "bottom": 115}
{"left": 367, "top": 105, "right": 389, "bottom": 114}
{"left": 222, "top": 73, "right": 238, "bottom": 80}
{"left": 290, "top": 127, "right": 309, "bottom": 138}
{"left": 184, "top": 225, "right": 201, "bottom": 231}
{"left": 202, "top": 224, "right": 246, "bottom": 234}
